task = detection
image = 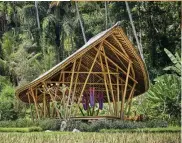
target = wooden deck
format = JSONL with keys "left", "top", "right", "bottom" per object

{"left": 71, "top": 116, "right": 120, "bottom": 120}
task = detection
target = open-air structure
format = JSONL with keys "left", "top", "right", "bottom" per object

{"left": 15, "top": 23, "right": 149, "bottom": 120}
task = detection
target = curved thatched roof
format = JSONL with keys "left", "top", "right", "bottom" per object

{"left": 15, "top": 22, "right": 149, "bottom": 103}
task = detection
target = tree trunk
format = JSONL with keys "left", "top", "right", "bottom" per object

{"left": 35, "top": 1, "right": 40, "bottom": 29}
{"left": 75, "top": 2, "right": 87, "bottom": 44}
{"left": 125, "top": 2, "right": 144, "bottom": 61}
{"left": 105, "top": 1, "right": 108, "bottom": 29}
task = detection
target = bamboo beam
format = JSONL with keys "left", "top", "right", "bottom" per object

{"left": 130, "top": 64, "right": 135, "bottom": 79}
{"left": 81, "top": 63, "right": 104, "bottom": 82}
{"left": 86, "top": 53, "right": 117, "bottom": 72}
{"left": 77, "top": 44, "right": 102, "bottom": 107}
{"left": 86, "top": 51, "right": 134, "bottom": 89}
{"left": 93, "top": 47, "right": 137, "bottom": 84}
{"left": 99, "top": 52, "right": 112, "bottom": 115}
{"left": 107, "top": 45, "right": 128, "bottom": 70}
{"left": 104, "top": 40, "right": 130, "bottom": 62}
{"left": 56, "top": 71, "right": 121, "bottom": 74}
{"left": 45, "top": 81, "right": 125, "bottom": 85}
{"left": 120, "top": 62, "right": 131, "bottom": 120}
{"left": 111, "top": 34, "right": 129, "bottom": 58}
{"left": 30, "top": 88, "right": 40, "bottom": 119}
{"left": 102, "top": 46, "right": 116, "bottom": 115}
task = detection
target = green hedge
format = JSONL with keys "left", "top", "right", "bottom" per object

{"left": 0, "top": 119, "right": 36, "bottom": 128}
{"left": 0, "top": 119, "right": 169, "bottom": 132}
{"left": 0, "top": 127, "right": 42, "bottom": 132}
{"left": 65, "top": 119, "right": 168, "bottom": 132}
{"left": 100, "top": 127, "right": 181, "bottom": 133}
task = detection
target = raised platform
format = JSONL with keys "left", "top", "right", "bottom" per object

{"left": 71, "top": 116, "right": 120, "bottom": 120}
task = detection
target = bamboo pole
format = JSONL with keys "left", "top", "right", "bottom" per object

{"left": 104, "top": 40, "right": 130, "bottom": 62}
{"left": 47, "top": 100, "right": 50, "bottom": 118}
{"left": 65, "top": 61, "right": 76, "bottom": 118}
{"left": 27, "top": 93, "right": 34, "bottom": 121}
{"left": 77, "top": 44, "right": 101, "bottom": 107}
{"left": 120, "top": 62, "right": 131, "bottom": 120}
{"left": 93, "top": 47, "right": 137, "bottom": 84}
{"left": 116, "top": 67, "right": 120, "bottom": 117}
{"left": 107, "top": 46, "right": 128, "bottom": 70}
{"left": 111, "top": 34, "right": 129, "bottom": 58}
{"left": 102, "top": 46, "right": 116, "bottom": 115}
{"left": 99, "top": 53, "right": 112, "bottom": 115}
{"left": 126, "top": 83, "right": 136, "bottom": 117}
{"left": 43, "top": 92, "right": 46, "bottom": 118}
{"left": 30, "top": 88, "right": 40, "bottom": 119}
{"left": 43, "top": 82, "right": 61, "bottom": 119}
{"left": 59, "top": 70, "right": 63, "bottom": 81}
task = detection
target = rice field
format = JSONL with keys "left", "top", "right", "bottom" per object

{"left": 0, "top": 132, "right": 180, "bottom": 143}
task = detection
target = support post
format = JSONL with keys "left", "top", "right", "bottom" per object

{"left": 30, "top": 88, "right": 40, "bottom": 119}
{"left": 66, "top": 61, "right": 76, "bottom": 117}
{"left": 28, "top": 93, "right": 34, "bottom": 121}
{"left": 102, "top": 46, "right": 116, "bottom": 115}
{"left": 99, "top": 53, "right": 112, "bottom": 115}
{"left": 77, "top": 44, "right": 102, "bottom": 107}
{"left": 126, "top": 83, "right": 136, "bottom": 117}
{"left": 116, "top": 67, "right": 120, "bottom": 117}
{"left": 120, "top": 62, "right": 131, "bottom": 120}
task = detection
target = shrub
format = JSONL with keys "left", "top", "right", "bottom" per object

{"left": 0, "top": 119, "right": 36, "bottom": 128}
{"left": 89, "top": 119, "right": 112, "bottom": 132}
{"left": 0, "top": 118, "right": 169, "bottom": 132}
{"left": 145, "top": 120, "right": 168, "bottom": 128}
{"left": 38, "top": 119, "right": 62, "bottom": 131}
{"left": 0, "top": 85, "right": 18, "bottom": 121}
{"left": 0, "top": 127, "right": 42, "bottom": 132}
{"left": 28, "top": 127, "right": 42, "bottom": 132}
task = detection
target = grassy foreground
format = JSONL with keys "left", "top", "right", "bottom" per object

{"left": 0, "top": 132, "right": 180, "bottom": 143}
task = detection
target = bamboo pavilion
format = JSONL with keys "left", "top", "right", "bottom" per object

{"left": 15, "top": 22, "right": 149, "bottom": 120}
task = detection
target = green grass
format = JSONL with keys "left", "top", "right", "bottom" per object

{"left": 0, "top": 132, "right": 180, "bottom": 143}
{"left": 0, "top": 127, "right": 42, "bottom": 132}
{"left": 100, "top": 126, "right": 181, "bottom": 133}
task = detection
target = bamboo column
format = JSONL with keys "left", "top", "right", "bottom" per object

{"left": 65, "top": 61, "right": 76, "bottom": 118}
{"left": 120, "top": 62, "right": 131, "bottom": 120}
{"left": 27, "top": 93, "right": 34, "bottom": 121}
{"left": 126, "top": 83, "right": 136, "bottom": 117}
{"left": 102, "top": 46, "right": 116, "bottom": 115}
{"left": 99, "top": 53, "right": 112, "bottom": 115}
{"left": 116, "top": 67, "right": 120, "bottom": 117}
{"left": 77, "top": 44, "right": 101, "bottom": 107}
{"left": 43, "top": 82, "right": 61, "bottom": 119}
{"left": 43, "top": 92, "right": 47, "bottom": 118}
{"left": 30, "top": 88, "right": 40, "bottom": 120}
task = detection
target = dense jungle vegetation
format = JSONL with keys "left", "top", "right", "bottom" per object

{"left": 0, "top": 1, "right": 181, "bottom": 126}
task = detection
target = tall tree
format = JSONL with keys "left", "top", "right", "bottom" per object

{"left": 35, "top": 1, "right": 40, "bottom": 29}
{"left": 75, "top": 2, "right": 87, "bottom": 43}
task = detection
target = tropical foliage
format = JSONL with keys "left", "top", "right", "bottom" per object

{"left": 0, "top": 1, "right": 181, "bottom": 125}
{"left": 164, "top": 48, "right": 181, "bottom": 76}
